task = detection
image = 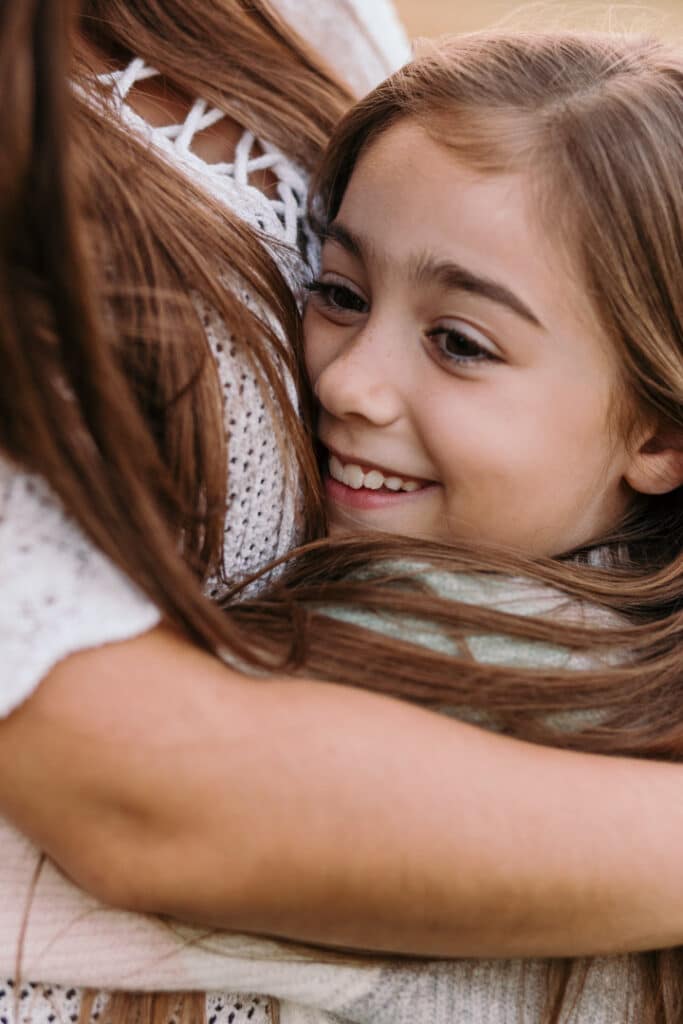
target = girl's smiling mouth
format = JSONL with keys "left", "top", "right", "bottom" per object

{"left": 323, "top": 447, "right": 439, "bottom": 509}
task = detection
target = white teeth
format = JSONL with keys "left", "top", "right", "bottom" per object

{"left": 328, "top": 455, "right": 424, "bottom": 494}
{"left": 343, "top": 464, "right": 365, "bottom": 490}
{"left": 329, "top": 455, "right": 344, "bottom": 483}
{"left": 364, "top": 470, "right": 384, "bottom": 490}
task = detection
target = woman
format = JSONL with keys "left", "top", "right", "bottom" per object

{"left": 2, "top": 4, "right": 683, "bottom": 1024}
{"left": 1, "top": 1, "right": 408, "bottom": 1020}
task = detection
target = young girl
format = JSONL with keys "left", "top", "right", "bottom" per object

{"left": 2, "top": 14, "right": 683, "bottom": 1024}
{"left": 233, "top": 25, "right": 683, "bottom": 1021}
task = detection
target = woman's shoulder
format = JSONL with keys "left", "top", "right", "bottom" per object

{"left": 273, "top": 0, "right": 411, "bottom": 93}
{"left": 0, "top": 457, "right": 160, "bottom": 717}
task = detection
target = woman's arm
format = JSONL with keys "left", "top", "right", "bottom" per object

{"left": 0, "top": 624, "right": 679, "bottom": 959}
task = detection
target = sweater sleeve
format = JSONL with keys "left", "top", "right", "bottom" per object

{"left": 0, "top": 458, "right": 161, "bottom": 716}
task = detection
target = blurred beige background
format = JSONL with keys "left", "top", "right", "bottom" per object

{"left": 394, "top": 0, "right": 683, "bottom": 38}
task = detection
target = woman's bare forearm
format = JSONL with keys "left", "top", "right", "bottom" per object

{"left": 0, "top": 625, "right": 680, "bottom": 958}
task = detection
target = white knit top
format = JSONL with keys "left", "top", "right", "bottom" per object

{"left": 0, "top": 3, "right": 409, "bottom": 1022}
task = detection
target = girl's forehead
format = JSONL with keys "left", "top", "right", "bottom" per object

{"left": 334, "top": 119, "right": 615, "bottom": 366}
{"left": 344, "top": 122, "right": 534, "bottom": 262}
{"left": 341, "top": 126, "right": 561, "bottom": 302}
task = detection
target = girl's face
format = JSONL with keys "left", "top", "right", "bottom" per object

{"left": 304, "top": 121, "right": 638, "bottom": 556}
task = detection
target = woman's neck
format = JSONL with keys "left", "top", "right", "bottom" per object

{"left": 73, "top": 30, "right": 267, "bottom": 176}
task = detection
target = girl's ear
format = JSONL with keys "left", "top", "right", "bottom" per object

{"left": 624, "top": 426, "right": 683, "bottom": 496}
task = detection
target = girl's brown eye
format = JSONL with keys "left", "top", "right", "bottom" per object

{"left": 426, "top": 324, "right": 499, "bottom": 367}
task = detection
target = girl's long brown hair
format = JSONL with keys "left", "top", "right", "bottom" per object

{"left": 3, "top": 1, "right": 683, "bottom": 1021}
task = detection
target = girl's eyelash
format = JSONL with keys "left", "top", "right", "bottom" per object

{"left": 305, "top": 279, "right": 326, "bottom": 295}
{"left": 305, "top": 278, "right": 367, "bottom": 313}
{"left": 304, "top": 279, "right": 329, "bottom": 300}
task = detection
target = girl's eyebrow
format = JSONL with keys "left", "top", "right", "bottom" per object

{"left": 410, "top": 253, "right": 544, "bottom": 330}
{"left": 323, "top": 220, "right": 544, "bottom": 331}
{"left": 321, "top": 221, "right": 370, "bottom": 262}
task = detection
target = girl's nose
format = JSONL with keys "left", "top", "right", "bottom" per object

{"left": 313, "top": 328, "right": 404, "bottom": 427}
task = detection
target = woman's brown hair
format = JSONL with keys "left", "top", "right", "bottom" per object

{"left": 3, "top": 0, "right": 352, "bottom": 1021}
{"left": 1, "top": 0, "right": 355, "bottom": 660}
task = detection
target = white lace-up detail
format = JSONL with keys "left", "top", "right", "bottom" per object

{"left": 88, "top": 56, "right": 312, "bottom": 587}
{"left": 97, "top": 58, "right": 311, "bottom": 259}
